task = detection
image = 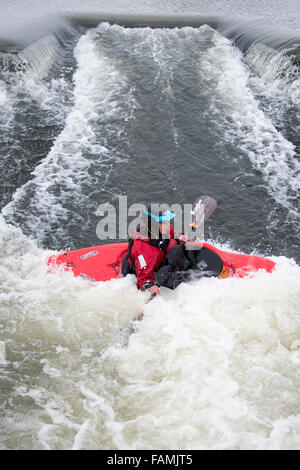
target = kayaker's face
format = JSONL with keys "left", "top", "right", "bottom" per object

{"left": 159, "top": 222, "right": 171, "bottom": 236}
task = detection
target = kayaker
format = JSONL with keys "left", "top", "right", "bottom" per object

{"left": 122, "top": 204, "right": 189, "bottom": 295}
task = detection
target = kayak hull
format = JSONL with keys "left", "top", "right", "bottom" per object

{"left": 47, "top": 242, "right": 276, "bottom": 282}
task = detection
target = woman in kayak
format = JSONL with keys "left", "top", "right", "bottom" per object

{"left": 122, "top": 204, "right": 188, "bottom": 295}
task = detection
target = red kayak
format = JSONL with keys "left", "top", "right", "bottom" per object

{"left": 47, "top": 241, "right": 276, "bottom": 282}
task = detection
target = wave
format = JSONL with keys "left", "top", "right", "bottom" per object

{"left": 1, "top": 26, "right": 136, "bottom": 248}
{"left": 0, "top": 215, "right": 299, "bottom": 450}
{"left": 2, "top": 23, "right": 299, "bottom": 250}
{"left": 0, "top": 31, "right": 76, "bottom": 210}
{"left": 0, "top": 34, "right": 60, "bottom": 81}
{"left": 70, "top": 12, "right": 300, "bottom": 49}
{"left": 0, "top": 8, "right": 299, "bottom": 452}
{"left": 0, "top": 13, "right": 76, "bottom": 51}
{"left": 198, "top": 30, "right": 300, "bottom": 220}
{"left": 217, "top": 17, "right": 300, "bottom": 52}
{"left": 245, "top": 42, "right": 300, "bottom": 107}
{"left": 0, "top": 11, "right": 299, "bottom": 85}
{"left": 0, "top": 9, "right": 299, "bottom": 451}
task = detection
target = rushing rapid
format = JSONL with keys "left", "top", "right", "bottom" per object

{"left": 0, "top": 1, "right": 299, "bottom": 450}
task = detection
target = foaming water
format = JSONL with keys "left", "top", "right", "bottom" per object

{"left": 0, "top": 217, "right": 299, "bottom": 450}
{"left": 2, "top": 26, "right": 137, "bottom": 248}
{"left": 18, "top": 35, "right": 61, "bottom": 81}
{"left": 2, "top": 23, "right": 299, "bottom": 253}
{"left": 0, "top": 1, "right": 299, "bottom": 451}
{"left": 246, "top": 43, "right": 299, "bottom": 84}
{"left": 0, "top": 34, "right": 75, "bottom": 210}
{"left": 102, "top": 262, "right": 300, "bottom": 450}
{"left": 245, "top": 42, "right": 300, "bottom": 115}
{"left": 0, "top": 217, "right": 143, "bottom": 449}
{"left": 198, "top": 31, "right": 300, "bottom": 221}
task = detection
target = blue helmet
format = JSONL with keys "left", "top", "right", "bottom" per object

{"left": 140, "top": 204, "right": 176, "bottom": 239}
{"left": 143, "top": 207, "right": 175, "bottom": 223}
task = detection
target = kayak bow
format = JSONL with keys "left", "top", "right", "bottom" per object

{"left": 47, "top": 241, "right": 276, "bottom": 282}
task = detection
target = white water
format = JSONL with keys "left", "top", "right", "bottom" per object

{"left": 0, "top": 217, "right": 300, "bottom": 449}
{"left": 2, "top": 26, "right": 136, "bottom": 244}
{"left": 3, "top": 24, "right": 299, "bottom": 244}
{"left": 0, "top": 5, "right": 299, "bottom": 451}
{"left": 198, "top": 30, "right": 300, "bottom": 220}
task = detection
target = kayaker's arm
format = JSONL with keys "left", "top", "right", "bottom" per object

{"left": 141, "top": 281, "right": 160, "bottom": 295}
{"left": 178, "top": 234, "right": 189, "bottom": 243}
{"left": 131, "top": 239, "right": 164, "bottom": 291}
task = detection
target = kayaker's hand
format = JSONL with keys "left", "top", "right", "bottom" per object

{"left": 138, "top": 305, "right": 145, "bottom": 316}
{"left": 178, "top": 234, "right": 188, "bottom": 243}
{"left": 150, "top": 285, "right": 160, "bottom": 296}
